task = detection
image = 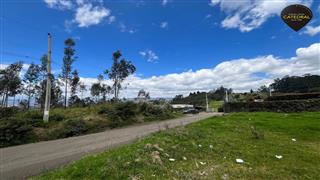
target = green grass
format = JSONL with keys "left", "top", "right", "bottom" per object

{"left": 34, "top": 112, "right": 320, "bottom": 180}
{"left": 209, "top": 100, "right": 224, "bottom": 110}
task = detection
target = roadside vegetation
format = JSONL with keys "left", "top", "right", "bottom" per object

{"left": 35, "top": 112, "right": 320, "bottom": 179}
{"left": 171, "top": 75, "right": 320, "bottom": 107}
{"left": 209, "top": 100, "right": 224, "bottom": 111}
{"left": 0, "top": 102, "right": 181, "bottom": 148}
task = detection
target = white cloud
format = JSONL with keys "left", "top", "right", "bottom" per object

{"left": 210, "top": 0, "right": 313, "bottom": 32}
{"left": 44, "top": 0, "right": 73, "bottom": 10}
{"left": 108, "top": 16, "right": 116, "bottom": 24}
{"left": 301, "top": 25, "right": 320, "bottom": 36}
{"left": 64, "top": 19, "right": 74, "bottom": 32}
{"left": 75, "top": 3, "right": 110, "bottom": 27}
{"left": 80, "top": 43, "right": 320, "bottom": 98}
{"left": 119, "top": 23, "right": 137, "bottom": 34}
{"left": 44, "top": 0, "right": 113, "bottom": 28}
{"left": 205, "top": 14, "right": 212, "bottom": 19}
{"left": 139, "top": 50, "right": 159, "bottom": 63}
{"left": 160, "top": 21, "right": 168, "bottom": 29}
{"left": 162, "top": 0, "right": 169, "bottom": 6}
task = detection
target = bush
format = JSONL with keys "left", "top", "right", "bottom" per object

{"left": 23, "top": 110, "right": 43, "bottom": 120}
{"left": 0, "top": 117, "right": 34, "bottom": 147}
{"left": 0, "top": 107, "right": 19, "bottom": 118}
{"left": 224, "top": 99, "right": 320, "bottom": 113}
{"left": 50, "top": 113, "right": 65, "bottom": 121}
{"left": 52, "top": 119, "right": 89, "bottom": 138}
{"left": 266, "top": 93, "right": 320, "bottom": 101}
{"left": 98, "top": 102, "right": 176, "bottom": 128}
{"left": 98, "top": 102, "right": 138, "bottom": 128}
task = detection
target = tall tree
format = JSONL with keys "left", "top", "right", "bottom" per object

{"left": 97, "top": 74, "right": 111, "bottom": 102}
{"left": 79, "top": 82, "right": 86, "bottom": 99}
{"left": 258, "top": 85, "right": 269, "bottom": 93}
{"left": 104, "top": 50, "right": 136, "bottom": 100}
{"left": 23, "top": 63, "right": 41, "bottom": 109}
{"left": 0, "top": 62, "right": 23, "bottom": 107}
{"left": 60, "top": 38, "right": 76, "bottom": 108}
{"left": 37, "top": 74, "right": 62, "bottom": 108}
{"left": 90, "top": 83, "right": 101, "bottom": 102}
{"left": 69, "top": 70, "right": 81, "bottom": 105}
{"left": 70, "top": 70, "right": 80, "bottom": 97}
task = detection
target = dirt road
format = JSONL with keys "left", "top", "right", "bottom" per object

{"left": 0, "top": 112, "right": 221, "bottom": 179}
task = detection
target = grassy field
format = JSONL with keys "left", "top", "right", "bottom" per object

{"left": 34, "top": 112, "right": 320, "bottom": 180}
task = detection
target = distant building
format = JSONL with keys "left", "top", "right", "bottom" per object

{"left": 171, "top": 104, "right": 194, "bottom": 109}
{"left": 135, "top": 89, "right": 150, "bottom": 102}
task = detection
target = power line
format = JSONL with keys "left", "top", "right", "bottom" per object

{"left": 1, "top": 50, "right": 39, "bottom": 61}
{"left": 1, "top": 50, "right": 63, "bottom": 68}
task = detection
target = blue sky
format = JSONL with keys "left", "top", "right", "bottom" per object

{"left": 1, "top": 0, "right": 320, "bottom": 97}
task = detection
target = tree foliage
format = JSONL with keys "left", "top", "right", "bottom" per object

{"left": 23, "top": 63, "right": 41, "bottom": 109}
{"left": 60, "top": 38, "right": 76, "bottom": 108}
{"left": 90, "top": 74, "right": 111, "bottom": 102}
{"left": 270, "top": 74, "right": 320, "bottom": 93}
{"left": 0, "top": 62, "right": 23, "bottom": 107}
{"left": 104, "top": 50, "right": 136, "bottom": 100}
{"left": 171, "top": 86, "right": 232, "bottom": 106}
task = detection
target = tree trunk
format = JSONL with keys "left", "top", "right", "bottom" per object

{"left": 27, "top": 94, "right": 31, "bottom": 109}
{"left": 5, "top": 94, "right": 8, "bottom": 107}
{"left": 1, "top": 89, "right": 7, "bottom": 106}
{"left": 13, "top": 95, "right": 16, "bottom": 107}
{"left": 65, "top": 79, "right": 68, "bottom": 108}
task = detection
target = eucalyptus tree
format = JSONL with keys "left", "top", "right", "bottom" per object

{"left": 0, "top": 62, "right": 23, "bottom": 107}
{"left": 69, "top": 70, "right": 81, "bottom": 105}
{"left": 37, "top": 74, "right": 63, "bottom": 108}
{"left": 97, "top": 74, "right": 111, "bottom": 102}
{"left": 79, "top": 82, "right": 87, "bottom": 99}
{"left": 104, "top": 50, "right": 136, "bottom": 100}
{"left": 23, "top": 63, "right": 41, "bottom": 109}
{"left": 60, "top": 38, "right": 76, "bottom": 108}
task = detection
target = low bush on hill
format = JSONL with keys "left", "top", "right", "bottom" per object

{"left": 98, "top": 102, "right": 177, "bottom": 128}
{"left": 266, "top": 92, "right": 320, "bottom": 101}
{"left": 0, "top": 107, "right": 20, "bottom": 118}
{"left": 0, "top": 117, "right": 35, "bottom": 147}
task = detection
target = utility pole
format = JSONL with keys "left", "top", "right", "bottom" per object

{"left": 269, "top": 88, "right": 272, "bottom": 97}
{"left": 205, "top": 92, "right": 209, "bottom": 112}
{"left": 43, "top": 33, "right": 52, "bottom": 123}
{"left": 225, "top": 90, "right": 228, "bottom": 102}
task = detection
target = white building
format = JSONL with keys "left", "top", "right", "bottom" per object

{"left": 171, "top": 104, "right": 194, "bottom": 109}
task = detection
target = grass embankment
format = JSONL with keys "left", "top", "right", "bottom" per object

{"left": 0, "top": 102, "right": 181, "bottom": 147}
{"left": 209, "top": 100, "right": 223, "bottom": 111}
{"left": 35, "top": 112, "right": 320, "bottom": 179}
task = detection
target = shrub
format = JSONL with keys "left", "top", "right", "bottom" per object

{"left": 0, "top": 107, "right": 19, "bottom": 118}
{"left": 98, "top": 102, "right": 138, "bottom": 128}
{"left": 50, "top": 113, "right": 65, "bottom": 121}
{"left": 23, "top": 110, "right": 43, "bottom": 120}
{"left": 0, "top": 117, "right": 34, "bottom": 147}
{"left": 266, "top": 93, "right": 320, "bottom": 101}
{"left": 224, "top": 99, "right": 320, "bottom": 113}
{"left": 52, "top": 119, "right": 89, "bottom": 138}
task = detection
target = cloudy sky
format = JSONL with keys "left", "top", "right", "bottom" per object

{"left": 1, "top": 0, "right": 320, "bottom": 98}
